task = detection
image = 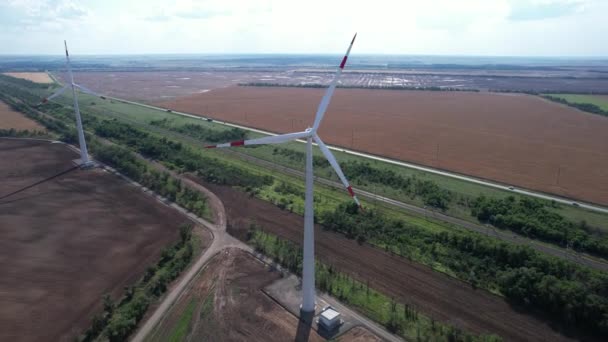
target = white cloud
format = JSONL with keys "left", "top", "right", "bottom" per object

{"left": 0, "top": 0, "right": 606, "bottom": 56}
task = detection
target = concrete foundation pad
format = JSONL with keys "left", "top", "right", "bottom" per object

{"left": 264, "top": 275, "right": 357, "bottom": 340}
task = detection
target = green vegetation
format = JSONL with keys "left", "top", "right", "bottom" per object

{"left": 0, "top": 128, "right": 47, "bottom": 138}
{"left": 80, "top": 224, "right": 196, "bottom": 342}
{"left": 93, "top": 143, "right": 211, "bottom": 220}
{"left": 319, "top": 203, "right": 608, "bottom": 337}
{"left": 167, "top": 300, "right": 196, "bottom": 342}
{"left": 543, "top": 94, "right": 608, "bottom": 117}
{"left": 239, "top": 82, "right": 481, "bottom": 92}
{"left": 249, "top": 229, "right": 500, "bottom": 342}
{"left": 150, "top": 117, "right": 247, "bottom": 142}
{"left": 2, "top": 75, "right": 608, "bottom": 339}
{"left": 472, "top": 196, "right": 608, "bottom": 258}
{"left": 19, "top": 74, "right": 605, "bottom": 232}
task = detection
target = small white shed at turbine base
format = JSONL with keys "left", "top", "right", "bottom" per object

{"left": 318, "top": 307, "right": 342, "bottom": 330}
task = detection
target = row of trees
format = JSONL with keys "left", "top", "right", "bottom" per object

{"left": 149, "top": 118, "right": 247, "bottom": 143}
{"left": 471, "top": 196, "right": 608, "bottom": 258}
{"left": 320, "top": 203, "right": 608, "bottom": 337}
{"left": 272, "top": 148, "right": 454, "bottom": 210}
{"left": 3, "top": 76, "right": 607, "bottom": 338}
{"left": 93, "top": 118, "right": 273, "bottom": 189}
{"left": 0, "top": 128, "right": 47, "bottom": 138}
{"left": 249, "top": 229, "right": 500, "bottom": 341}
{"left": 93, "top": 144, "right": 210, "bottom": 218}
{"left": 81, "top": 224, "right": 195, "bottom": 341}
{"left": 543, "top": 95, "right": 608, "bottom": 117}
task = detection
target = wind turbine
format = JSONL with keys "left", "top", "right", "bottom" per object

{"left": 205, "top": 34, "right": 361, "bottom": 314}
{"left": 41, "top": 40, "right": 106, "bottom": 167}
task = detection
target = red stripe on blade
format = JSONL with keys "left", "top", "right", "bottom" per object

{"left": 347, "top": 185, "right": 355, "bottom": 197}
{"left": 231, "top": 140, "right": 245, "bottom": 147}
{"left": 205, "top": 145, "right": 217, "bottom": 149}
{"left": 339, "top": 55, "right": 348, "bottom": 69}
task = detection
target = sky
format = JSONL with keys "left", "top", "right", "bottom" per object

{"left": 0, "top": 0, "right": 606, "bottom": 57}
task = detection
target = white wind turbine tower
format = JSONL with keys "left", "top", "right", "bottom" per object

{"left": 205, "top": 34, "right": 361, "bottom": 314}
{"left": 41, "top": 40, "right": 106, "bottom": 167}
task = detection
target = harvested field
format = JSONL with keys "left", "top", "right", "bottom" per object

{"left": 0, "top": 100, "right": 45, "bottom": 131}
{"left": 159, "top": 87, "right": 608, "bottom": 206}
{"left": 147, "top": 248, "right": 324, "bottom": 342}
{"left": 0, "top": 139, "right": 188, "bottom": 342}
{"left": 196, "top": 178, "right": 577, "bottom": 342}
{"left": 3, "top": 72, "right": 53, "bottom": 84}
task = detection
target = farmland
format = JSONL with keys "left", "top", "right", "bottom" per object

{"left": 0, "top": 100, "right": 45, "bottom": 131}
{"left": 0, "top": 139, "right": 190, "bottom": 342}
{"left": 9, "top": 73, "right": 607, "bottom": 258}
{"left": 546, "top": 94, "right": 608, "bottom": 111}
{"left": 199, "top": 179, "right": 577, "bottom": 341}
{"left": 146, "top": 248, "right": 326, "bottom": 342}
{"left": 3, "top": 72, "right": 53, "bottom": 84}
{"left": 2, "top": 72, "right": 608, "bottom": 340}
{"left": 157, "top": 86, "right": 608, "bottom": 207}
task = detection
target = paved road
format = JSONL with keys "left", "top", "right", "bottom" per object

{"left": 103, "top": 94, "right": 608, "bottom": 215}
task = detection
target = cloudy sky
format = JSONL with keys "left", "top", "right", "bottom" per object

{"left": 0, "top": 0, "right": 606, "bottom": 56}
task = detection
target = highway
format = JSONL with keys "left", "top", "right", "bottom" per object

{"left": 104, "top": 94, "right": 608, "bottom": 215}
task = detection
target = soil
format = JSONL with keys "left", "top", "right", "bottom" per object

{"left": 195, "top": 178, "right": 578, "bottom": 342}
{"left": 148, "top": 248, "right": 325, "bottom": 342}
{"left": 159, "top": 87, "right": 608, "bottom": 206}
{"left": 0, "top": 100, "right": 45, "bottom": 131}
{"left": 337, "top": 326, "right": 382, "bottom": 342}
{"left": 0, "top": 139, "right": 189, "bottom": 342}
{"left": 3, "top": 72, "right": 53, "bottom": 84}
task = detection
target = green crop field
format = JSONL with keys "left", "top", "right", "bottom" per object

{"left": 546, "top": 94, "right": 608, "bottom": 111}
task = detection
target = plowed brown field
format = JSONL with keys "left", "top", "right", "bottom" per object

{"left": 0, "top": 100, "right": 44, "bottom": 131}
{"left": 148, "top": 248, "right": 325, "bottom": 342}
{"left": 3, "top": 72, "right": 53, "bottom": 83}
{"left": 194, "top": 178, "right": 577, "bottom": 341}
{"left": 0, "top": 139, "right": 187, "bottom": 342}
{"left": 158, "top": 87, "right": 608, "bottom": 206}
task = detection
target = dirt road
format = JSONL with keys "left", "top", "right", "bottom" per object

{"left": 200, "top": 179, "right": 577, "bottom": 342}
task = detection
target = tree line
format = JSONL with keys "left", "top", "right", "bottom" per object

{"left": 320, "top": 203, "right": 608, "bottom": 337}
{"left": 542, "top": 95, "right": 608, "bottom": 117}
{"left": 3, "top": 77, "right": 607, "bottom": 338}
{"left": 149, "top": 118, "right": 247, "bottom": 143}
{"left": 472, "top": 196, "right": 608, "bottom": 258}
{"left": 248, "top": 228, "right": 500, "bottom": 342}
{"left": 81, "top": 224, "right": 195, "bottom": 341}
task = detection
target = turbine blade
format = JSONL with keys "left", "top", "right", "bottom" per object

{"left": 41, "top": 86, "right": 69, "bottom": 104}
{"left": 205, "top": 130, "right": 311, "bottom": 148}
{"left": 311, "top": 33, "right": 357, "bottom": 132}
{"left": 314, "top": 134, "right": 362, "bottom": 208}
{"left": 74, "top": 83, "right": 107, "bottom": 99}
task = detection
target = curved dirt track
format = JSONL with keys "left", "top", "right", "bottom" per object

{"left": 158, "top": 87, "right": 608, "bottom": 206}
{"left": 198, "top": 179, "right": 578, "bottom": 342}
